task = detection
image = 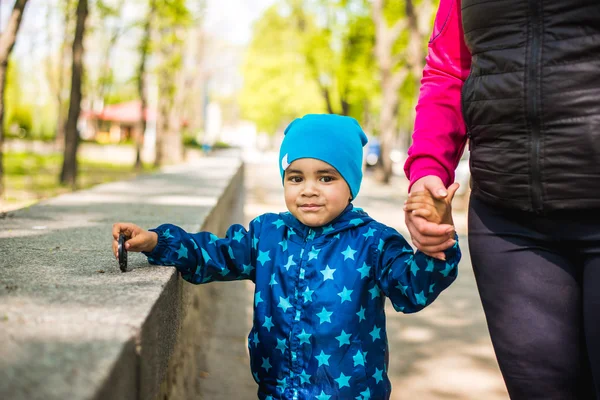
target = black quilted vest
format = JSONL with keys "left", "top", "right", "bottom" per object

{"left": 461, "top": 0, "right": 600, "bottom": 212}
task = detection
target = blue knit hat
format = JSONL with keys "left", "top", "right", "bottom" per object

{"left": 279, "top": 114, "right": 368, "bottom": 199}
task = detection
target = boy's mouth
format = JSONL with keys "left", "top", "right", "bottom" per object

{"left": 299, "top": 204, "right": 322, "bottom": 212}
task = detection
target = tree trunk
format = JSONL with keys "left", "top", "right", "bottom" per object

{"left": 54, "top": 0, "right": 73, "bottom": 150}
{"left": 378, "top": 69, "right": 407, "bottom": 183}
{"left": 155, "top": 67, "right": 183, "bottom": 167}
{"left": 321, "top": 87, "right": 335, "bottom": 114}
{"left": 60, "top": 0, "right": 88, "bottom": 187}
{"left": 154, "top": 68, "right": 171, "bottom": 167}
{"left": 154, "top": 23, "right": 185, "bottom": 167}
{"left": 372, "top": 0, "right": 407, "bottom": 183}
{"left": 135, "top": 0, "right": 156, "bottom": 170}
{"left": 0, "top": 0, "right": 29, "bottom": 197}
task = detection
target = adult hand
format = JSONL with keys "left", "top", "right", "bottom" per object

{"left": 405, "top": 175, "right": 456, "bottom": 260}
{"left": 112, "top": 222, "right": 158, "bottom": 258}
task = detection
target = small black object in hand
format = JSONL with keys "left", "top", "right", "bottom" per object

{"left": 118, "top": 234, "right": 128, "bottom": 272}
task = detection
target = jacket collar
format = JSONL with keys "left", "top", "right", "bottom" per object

{"left": 279, "top": 203, "right": 373, "bottom": 240}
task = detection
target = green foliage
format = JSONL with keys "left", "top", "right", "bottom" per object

{"left": 240, "top": 5, "right": 326, "bottom": 134}
{"left": 240, "top": 1, "right": 380, "bottom": 134}
{"left": 4, "top": 60, "right": 33, "bottom": 137}
{"left": 95, "top": 0, "right": 121, "bottom": 18}
{"left": 6, "top": 106, "right": 33, "bottom": 137}
{"left": 153, "top": 0, "right": 192, "bottom": 102}
{"left": 338, "top": 13, "right": 379, "bottom": 122}
{"left": 104, "top": 82, "right": 139, "bottom": 105}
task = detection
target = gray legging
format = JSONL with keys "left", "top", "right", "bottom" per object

{"left": 468, "top": 195, "right": 600, "bottom": 400}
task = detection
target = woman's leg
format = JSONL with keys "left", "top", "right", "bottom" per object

{"left": 583, "top": 243, "right": 600, "bottom": 397}
{"left": 468, "top": 196, "right": 595, "bottom": 400}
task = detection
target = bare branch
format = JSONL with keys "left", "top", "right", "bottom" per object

{"left": 0, "top": 0, "right": 29, "bottom": 60}
{"left": 372, "top": 0, "right": 384, "bottom": 28}
{"left": 389, "top": 18, "right": 408, "bottom": 42}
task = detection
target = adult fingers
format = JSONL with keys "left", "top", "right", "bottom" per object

{"left": 412, "top": 236, "right": 456, "bottom": 254}
{"left": 406, "top": 218, "right": 453, "bottom": 248}
{"left": 420, "top": 250, "right": 447, "bottom": 261}
{"left": 407, "top": 213, "right": 454, "bottom": 237}
{"left": 410, "top": 230, "right": 452, "bottom": 248}
{"left": 423, "top": 179, "right": 449, "bottom": 200}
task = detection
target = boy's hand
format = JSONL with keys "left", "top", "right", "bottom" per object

{"left": 112, "top": 222, "right": 158, "bottom": 259}
{"left": 403, "top": 182, "right": 460, "bottom": 226}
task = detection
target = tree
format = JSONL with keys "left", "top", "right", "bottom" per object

{"left": 372, "top": 0, "right": 434, "bottom": 183}
{"left": 93, "top": 0, "right": 129, "bottom": 115}
{"left": 60, "top": 0, "right": 89, "bottom": 187}
{"left": 153, "top": 0, "right": 191, "bottom": 167}
{"left": 291, "top": 0, "right": 376, "bottom": 119}
{"left": 0, "top": 0, "right": 30, "bottom": 196}
{"left": 134, "top": 0, "right": 156, "bottom": 170}
{"left": 45, "top": 0, "right": 74, "bottom": 149}
{"left": 176, "top": 1, "right": 207, "bottom": 146}
{"left": 240, "top": 5, "right": 325, "bottom": 135}
{"left": 240, "top": 2, "right": 378, "bottom": 135}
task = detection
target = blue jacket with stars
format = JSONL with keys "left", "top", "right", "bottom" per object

{"left": 144, "top": 204, "right": 460, "bottom": 400}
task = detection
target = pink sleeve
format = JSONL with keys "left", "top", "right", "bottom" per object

{"left": 403, "top": 0, "right": 472, "bottom": 190}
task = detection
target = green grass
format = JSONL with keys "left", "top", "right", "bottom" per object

{"left": 2, "top": 152, "right": 156, "bottom": 211}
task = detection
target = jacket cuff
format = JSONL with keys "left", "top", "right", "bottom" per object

{"left": 142, "top": 227, "right": 170, "bottom": 265}
{"left": 407, "top": 157, "right": 452, "bottom": 192}
{"left": 442, "top": 233, "right": 461, "bottom": 267}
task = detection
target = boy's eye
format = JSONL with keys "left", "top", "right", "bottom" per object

{"left": 288, "top": 176, "right": 302, "bottom": 183}
{"left": 320, "top": 176, "right": 335, "bottom": 183}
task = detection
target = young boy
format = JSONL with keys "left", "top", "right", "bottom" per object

{"left": 112, "top": 114, "right": 461, "bottom": 400}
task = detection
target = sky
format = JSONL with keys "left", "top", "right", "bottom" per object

{"left": 0, "top": 0, "right": 276, "bottom": 50}
{"left": 0, "top": 0, "right": 276, "bottom": 100}
{"left": 204, "top": 0, "right": 276, "bottom": 45}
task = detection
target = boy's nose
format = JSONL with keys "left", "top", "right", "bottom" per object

{"left": 301, "top": 181, "right": 319, "bottom": 196}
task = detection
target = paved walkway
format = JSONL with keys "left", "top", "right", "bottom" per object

{"left": 240, "top": 151, "right": 509, "bottom": 400}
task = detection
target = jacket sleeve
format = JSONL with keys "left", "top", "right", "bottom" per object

{"left": 404, "top": 0, "right": 472, "bottom": 190}
{"left": 142, "top": 218, "right": 260, "bottom": 284}
{"left": 373, "top": 227, "right": 461, "bottom": 313}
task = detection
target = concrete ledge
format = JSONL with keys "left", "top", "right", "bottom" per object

{"left": 0, "top": 152, "right": 246, "bottom": 400}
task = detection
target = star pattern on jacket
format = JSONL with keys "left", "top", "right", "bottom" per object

{"left": 320, "top": 265, "right": 336, "bottom": 281}
{"left": 143, "top": 204, "right": 461, "bottom": 399}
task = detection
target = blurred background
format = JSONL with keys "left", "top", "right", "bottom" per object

{"left": 0, "top": 3, "right": 505, "bottom": 399}
{"left": 0, "top": 0, "right": 470, "bottom": 213}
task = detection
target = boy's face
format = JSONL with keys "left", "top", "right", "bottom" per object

{"left": 284, "top": 158, "right": 352, "bottom": 227}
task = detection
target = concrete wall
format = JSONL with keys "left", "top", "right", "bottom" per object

{"left": 0, "top": 152, "right": 247, "bottom": 400}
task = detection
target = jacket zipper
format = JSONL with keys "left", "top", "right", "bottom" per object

{"left": 288, "top": 229, "right": 312, "bottom": 399}
{"left": 527, "top": 0, "right": 543, "bottom": 212}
